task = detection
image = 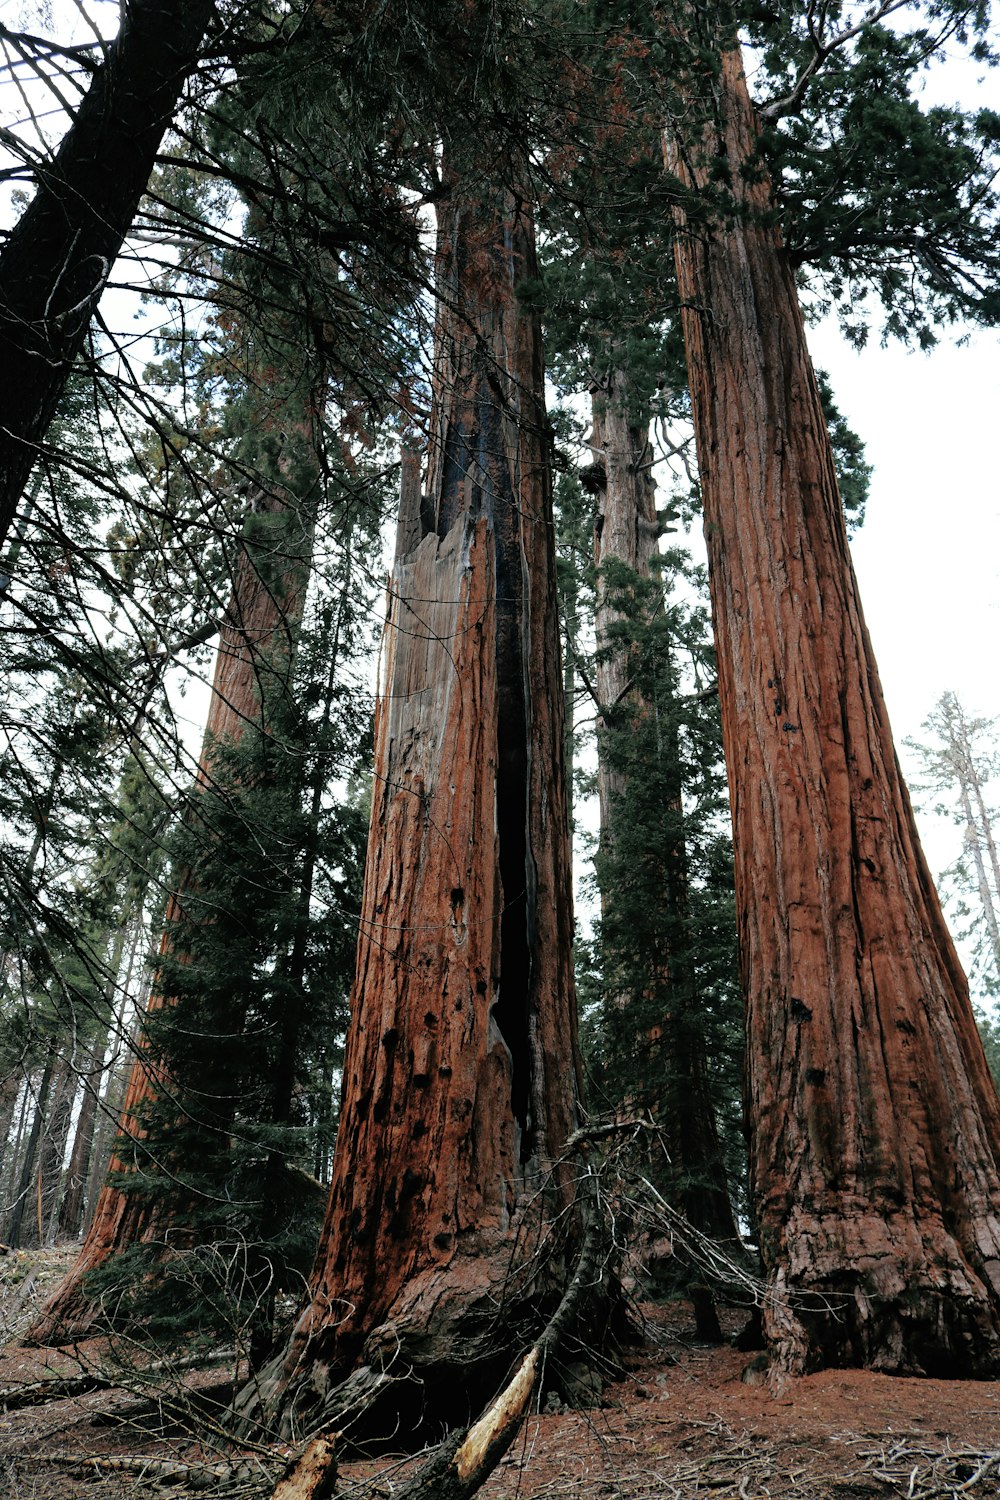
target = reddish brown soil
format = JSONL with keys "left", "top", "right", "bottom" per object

{"left": 3, "top": 1250, "right": 1000, "bottom": 1498}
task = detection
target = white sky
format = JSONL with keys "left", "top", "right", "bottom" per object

{"left": 807, "top": 319, "right": 1000, "bottom": 913}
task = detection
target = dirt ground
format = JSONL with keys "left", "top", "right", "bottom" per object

{"left": 3, "top": 1246, "right": 1000, "bottom": 1499}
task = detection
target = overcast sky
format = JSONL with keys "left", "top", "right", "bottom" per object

{"left": 808, "top": 318, "right": 1000, "bottom": 930}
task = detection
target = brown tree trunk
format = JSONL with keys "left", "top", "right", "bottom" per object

{"left": 2, "top": 1077, "right": 32, "bottom": 1224}
{"left": 28, "top": 485, "right": 315, "bottom": 1342}
{"left": 57, "top": 1053, "right": 102, "bottom": 1241}
{"left": 5, "top": 1049, "right": 56, "bottom": 1248}
{"left": 0, "top": 0, "right": 215, "bottom": 541}
{"left": 37, "top": 1059, "right": 76, "bottom": 1245}
{"left": 246, "top": 173, "right": 580, "bottom": 1436}
{"left": 591, "top": 373, "right": 738, "bottom": 1246}
{"left": 81, "top": 928, "right": 146, "bottom": 1236}
{"left": 668, "top": 44, "right": 1000, "bottom": 1374}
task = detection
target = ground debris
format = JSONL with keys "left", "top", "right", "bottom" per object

{"left": 857, "top": 1439, "right": 1000, "bottom": 1498}
{"left": 28, "top": 1450, "right": 278, "bottom": 1496}
{"left": 6, "top": 1275, "right": 1000, "bottom": 1500}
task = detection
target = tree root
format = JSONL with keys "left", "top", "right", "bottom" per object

{"left": 266, "top": 1164, "right": 606, "bottom": 1500}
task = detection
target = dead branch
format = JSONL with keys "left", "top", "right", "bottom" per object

{"left": 267, "top": 1165, "right": 606, "bottom": 1500}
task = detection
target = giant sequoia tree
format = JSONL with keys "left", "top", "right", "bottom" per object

{"left": 666, "top": 25, "right": 1000, "bottom": 1374}
{"left": 29, "top": 456, "right": 318, "bottom": 1342}
{"left": 246, "top": 157, "right": 582, "bottom": 1436}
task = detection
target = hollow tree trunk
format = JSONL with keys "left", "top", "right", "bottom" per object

{"left": 591, "top": 373, "right": 738, "bottom": 1245}
{"left": 28, "top": 484, "right": 315, "bottom": 1342}
{"left": 668, "top": 44, "right": 1000, "bottom": 1374}
{"left": 248, "top": 172, "right": 580, "bottom": 1437}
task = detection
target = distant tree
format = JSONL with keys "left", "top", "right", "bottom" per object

{"left": 906, "top": 692, "right": 1000, "bottom": 999}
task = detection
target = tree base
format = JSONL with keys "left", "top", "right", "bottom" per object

{"left": 237, "top": 1244, "right": 575, "bottom": 1443}
{"left": 25, "top": 1263, "right": 100, "bottom": 1347}
{"left": 763, "top": 1214, "right": 1000, "bottom": 1377}
{"left": 237, "top": 1184, "right": 630, "bottom": 1447}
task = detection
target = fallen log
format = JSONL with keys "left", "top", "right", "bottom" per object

{"left": 0, "top": 1345, "right": 235, "bottom": 1410}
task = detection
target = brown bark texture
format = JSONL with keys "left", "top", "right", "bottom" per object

{"left": 669, "top": 45, "right": 1000, "bottom": 1374}
{"left": 28, "top": 488, "right": 314, "bottom": 1343}
{"left": 591, "top": 374, "right": 659, "bottom": 827}
{"left": 590, "top": 376, "right": 738, "bottom": 1244}
{"left": 254, "top": 176, "right": 580, "bottom": 1435}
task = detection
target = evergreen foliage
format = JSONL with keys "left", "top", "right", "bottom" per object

{"left": 85, "top": 627, "right": 370, "bottom": 1348}
{"left": 580, "top": 556, "right": 747, "bottom": 1221}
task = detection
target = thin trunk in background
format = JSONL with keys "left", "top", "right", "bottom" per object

{"left": 591, "top": 370, "right": 738, "bottom": 1245}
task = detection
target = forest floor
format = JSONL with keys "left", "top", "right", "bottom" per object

{"left": 2, "top": 1245, "right": 1000, "bottom": 1499}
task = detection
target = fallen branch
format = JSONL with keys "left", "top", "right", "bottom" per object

{"left": 0, "top": 1370, "right": 106, "bottom": 1410}
{"left": 41, "top": 1451, "right": 278, "bottom": 1496}
{"left": 270, "top": 1165, "right": 606, "bottom": 1500}
{"left": 0, "top": 1344, "right": 234, "bottom": 1411}
{"left": 270, "top": 1435, "right": 338, "bottom": 1499}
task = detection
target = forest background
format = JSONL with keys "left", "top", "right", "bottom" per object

{"left": 2, "top": 0, "right": 1000, "bottom": 1492}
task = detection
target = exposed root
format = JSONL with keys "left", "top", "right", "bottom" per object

{"left": 263, "top": 1163, "right": 607, "bottom": 1500}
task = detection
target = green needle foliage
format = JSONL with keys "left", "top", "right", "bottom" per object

{"left": 581, "top": 556, "right": 747, "bottom": 1226}
{"left": 85, "top": 662, "right": 369, "bottom": 1351}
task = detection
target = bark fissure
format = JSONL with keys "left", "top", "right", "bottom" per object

{"left": 243, "top": 173, "right": 579, "bottom": 1437}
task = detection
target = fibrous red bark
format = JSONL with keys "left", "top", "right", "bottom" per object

{"left": 28, "top": 488, "right": 314, "bottom": 1343}
{"left": 669, "top": 45, "right": 1000, "bottom": 1374}
{"left": 250, "top": 173, "right": 580, "bottom": 1435}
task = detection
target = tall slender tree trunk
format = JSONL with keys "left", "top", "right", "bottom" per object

{"left": 591, "top": 372, "right": 738, "bottom": 1245}
{"left": 0, "top": 1074, "right": 20, "bottom": 1187}
{"left": 668, "top": 43, "right": 1000, "bottom": 1374}
{"left": 5, "top": 1049, "right": 56, "bottom": 1248}
{"left": 77, "top": 915, "right": 148, "bottom": 1236}
{"left": 0, "top": 0, "right": 215, "bottom": 541}
{"left": 2, "top": 1078, "right": 32, "bottom": 1221}
{"left": 245, "top": 170, "right": 580, "bottom": 1437}
{"left": 57, "top": 1035, "right": 108, "bottom": 1239}
{"left": 29, "top": 482, "right": 315, "bottom": 1342}
{"left": 37, "top": 1059, "right": 76, "bottom": 1245}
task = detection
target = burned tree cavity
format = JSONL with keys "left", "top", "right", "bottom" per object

{"left": 242, "top": 171, "right": 582, "bottom": 1439}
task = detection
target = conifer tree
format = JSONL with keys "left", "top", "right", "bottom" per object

{"left": 906, "top": 693, "right": 1000, "bottom": 999}
{"left": 663, "top": 5, "right": 1000, "bottom": 1374}
{"left": 244, "top": 134, "right": 583, "bottom": 1434}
